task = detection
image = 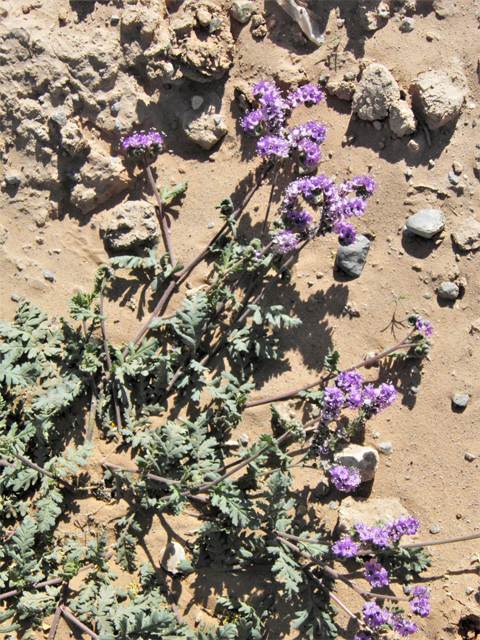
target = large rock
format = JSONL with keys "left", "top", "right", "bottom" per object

{"left": 337, "top": 497, "right": 411, "bottom": 533}
{"left": 101, "top": 201, "right": 160, "bottom": 251}
{"left": 181, "top": 91, "right": 228, "bottom": 149}
{"left": 405, "top": 209, "right": 445, "bottom": 239}
{"left": 336, "top": 235, "right": 370, "bottom": 277}
{"left": 437, "top": 281, "right": 459, "bottom": 300}
{"left": 61, "top": 121, "right": 91, "bottom": 157}
{"left": 452, "top": 217, "right": 480, "bottom": 251}
{"left": 410, "top": 69, "right": 468, "bottom": 130}
{"left": 389, "top": 100, "right": 416, "bottom": 137}
{"left": 160, "top": 542, "right": 185, "bottom": 574}
{"left": 352, "top": 63, "right": 400, "bottom": 121}
{"left": 334, "top": 444, "right": 379, "bottom": 482}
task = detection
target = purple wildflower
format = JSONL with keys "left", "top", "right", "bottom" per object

{"left": 257, "top": 135, "right": 290, "bottom": 160}
{"left": 363, "top": 560, "right": 390, "bottom": 588}
{"left": 369, "top": 525, "right": 391, "bottom": 548}
{"left": 332, "top": 535, "right": 359, "bottom": 558}
{"left": 242, "top": 109, "right": 264, "bottom": 134}
{"left": 122, "top": 130, "right": 164, "bottom": 160}
{"left": 330, "top": 465, "right": 361, "bottom": 492}
{"left": 341, "top": 197, "right": 367, "bottom": 218}
{"left": 336, "top": 370, "right": 364, "bottom": 392}
{"left": 377, "top": 383, "right": 397, "bottom": 409}
{"left": 410, "top": 586, "right": 431, "bottom": 618}
{"left": 416, "top": 317, "right": 433, "bottom": 337}
{"left": 362, "top": 602, "right": 391, "bottom": 628}
{"left": 392, "top": 615, "right": 418, "bottom": 637}
{"left": 361, "top": 383, "right": 397, "bottom": 416}
{"left": 289, "top": 121, "right": 327, "bottom": 146}
{"left": 272, "top": 230, "right": 299, "bottom": 254}
{"left": 298, "top": 139, "right": 322, "bottom": 168}
{"left": 355, "top": 522, "right": 373, "bottom": 542}
{"left": 388, "top": 516, "right": 419, "bottom": 541}
{"left": 333, "top": 219, "right": 357, "bottom": 245}
{"left": 346, "top": 389, "right": 363, "bottom": 409}
{"left": 349, "top": 175, "right": 375, "bottom": 196}
{"left": 322, "top": 386, "right": 345, "bottom": 421}
{"left": 286, "top": 209, "right": 313, "bottom": 228}
{"left": 288, "top": 84, "right": 324, "bottom": 108}
{"left": 354, "top": 633, "right": 373, "bottom": 640}
{"left": 253, "top": 82, "right": 290, "bottom": 131}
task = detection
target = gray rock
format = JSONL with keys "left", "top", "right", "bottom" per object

{"left": 207, "top": 222, "right": 215, "bottom": 229}
{"left": 334, "top": 444, "right": 379, "bottom": 482}
{"left": 50, "top": 109, "right": 67, "bottom": 127}
{"left": 411, "top": 69, "right": 468, "bottom": 130}
{"left": 399, "top": 17, "right": 415, "bottom": 32}
{"left": 5, "top": 175, "right": 21, "bottom": 186}
{"left": 314, "top": 480, "right": 330, "bottom": 498}
{"left": 181, "top": 91, "right": 228, "bottom": 150}
{"left": 329, "top": 501, "right": 338, "bottom": 510}
{"left": 452, "top": 394, "right": 470, "bottom": 408}
{"left": 11, "top": 294, "right": 20, "bottom": 302}
{"left": 429, "top": 523, "right": 440, "bottom": 534}
{"left": 344, "top": 71, "right": 356, "bottom": 82}
{"left": 448, "top": 171, "right": 460, "bottom": 186}
{"left": 438, "top": 281, "right": 459, "bottom": 300}
{"left": 465, "top": 453, "right": 477, "bottom": 462}
{"left": 377, "top": 442, "right": 393, "bottom": 456}
{"left": 159, "top": 542, "right": 185, "bottom": 574}
{"left": 452, "top": 160, "right": 463, "bottom": 175}
{"left": 405, "top": 209, "right": 445, "bottom": 239}
{"left": 452, "top": 217, "right": 480, "bottom": 251}
{"left": 191, "top": 95, "right": 204, "bottom": 110}
{"left": 389, "top": 100, "right": 416, "bottom": 137}
{"left": 110, "top": 102, "right": 121, "bottom": 115}
{"left": 326, "top": 78, "right": 356, "bottom": 102}
{"left": 433, "top": 0, "right": 457, "bottom": 18}
{"left": 229, "top": 0, "right": 255, "bottom": 23}
{"left": 43, "top": 269, "right": 55, "bottom": 282}
{"left": 337, "top": 497, "right": 411, "bottom": 533}
{"left": 101, "top": 201, "right": 160, "bottom": 251}
{"left": 352, "top": 63, "right": 401, "bottom": 121}
{"left": 336, "top": 235, "right": 370, "bottom": 278}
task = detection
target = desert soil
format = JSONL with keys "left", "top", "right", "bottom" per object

{"left": 0, "top": 0, "right": 479, "bottom": 638}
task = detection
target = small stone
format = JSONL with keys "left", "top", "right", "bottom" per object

{"left": 329, "top": 501, "right": 338, "bottom": 510}
{"left": 207, "top": 222, "right": 215, "bottom": 229}
{"left": 336, "top": 235, "right": 371, "bottom": 278}
{"left": 297, "top": 505, "right": 308, "bottom": 517}
{"left": 405, "top": 168, "right": 413, "bottom": 178}
{"left": 452, "top": 160, "right": 463, "bottom": 175}
{"left": 403, "top": 584, "right": 412, "bottom": 595}
{"left": 229, "top": 0, "right": 255, "bottom": 24}
{"left": 438, "top": 281, "right": 459, "bottom": 300}
{"left": 111, "top": 14, "right": 120, "bottom": 25}
{"left": 197, "top": 7, "right": 211, "bottom": 25}
{"left": 448, "top": 171, "right": 460, "bottom": 186}
{"left": 195, "top": 612, "right": 204, "bottom": 627}
{"left": 429, "top": 524, "right": 440, "bottom": 534}
{"left": 43, "top": 269, "right": 55, "bottom": 282}
{"left": 389, "top": 101, "right": 416, "bottom": 137}
{"left": 160, "top": 542, "right": 186, "bottom": 574}
{"left": 407, "top": 139, "right": 420, "bottom": 153}
{"left": 429, "top": 159, "right": 435, "bottom": 168}
{"left": 239, "top": 433, "right": 249, "bottom": 446}
{"left": 465, "top": 453, "right": 477, "bottom": 462}
{"left": 410, "top": 385, "right": 420, "bottom": 394}
{"left": 399, "top": 17, "right": 415, "bottom": 32}
{"left": 405, "top": 209, "right": 445, "bottom": 239}
{"left": 110, "top": 102, "right": 121, "bottom": 114}
{"left": 50, "top": 109, "right": 67, "bottom": 127}
{"left": 452, "top": 394, "right": 469, "bottom": 409}
{"left": 334, "top": 444, "right": 379, "bottom": 482}
{"left": 373, "top": 120, "right": 382, "bottom": 131}
{"left": 377, "top": 442, "right": 392, "bottom": 456}
{"left": 344, "top": 71, "right": 356, "bottom": 82}
{"left": 5, "top": 175, "right": 21, "bottom": 186}
{"left": 191, "top": 96, "right": 204, "bottom": 110}
{"left": 452, "top": 217, "right": 480, "bottom": 251}
{"left": 11, "top": 294, "right": 20, "bottom": 302}
{"left": 466, "top": 587, "right": 475, "bottom": 595}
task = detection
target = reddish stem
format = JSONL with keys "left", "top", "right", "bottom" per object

{"left": 144, "top": 159, "right": 176, "bottom": 265}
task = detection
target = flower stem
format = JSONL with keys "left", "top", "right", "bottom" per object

{"left": 245, "top": 328, "right": 416, "bottom": 408}
{"left": 144, "top": 158, "right": 175, "bottom": 266}
{"left": 102, "top": 462, "right": 182, "bottom": 486}
{"left": 11, "top": 451, "right": 75, "bottom": 490}
{"left": 100, "top": 280, "right": 122, "bottom": 431}
{"left": 400, "top": 531, "right": 480, "bottom": 549}
{"left": 261, "top": 163, "right": 279, "bottom": 236}
{"left": 304, "top": 567, "right": 365, "bottom": 626}
{"left": 61, "top": 606, "right": 99, "bottom": 639}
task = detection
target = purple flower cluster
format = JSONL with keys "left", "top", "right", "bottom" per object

{"left": 360, "top": 382, "right": 397, "bottom": 417}
{"left": 282, "top": 173, "right": 374, "bottom": 245}
{"left": 416, "top": 317, "right": 433, "bottom": 337}
{"left": 332, "top": 535, "right": 359, "bottom": 558}
{"left": 363, "top": 560, "right": 389, "bottom": 588}
{"left": 286, "top": 209, "right": 313, "bottom": 228}
{"left": 298, "top": 138, "right": 322, "bottom": 168}
{"left": 336, "top": 370, "right": 364, "bottom": 392}
{"left": 289, "top": 121, "right": 327, "bottom": 146}
{"left": 257, "top": 135, "right": 290, "bottom": 161}
{"left": 287, "top": 84, "right": 324, "bottom": 108}
{"left": 122, "top": 130, "right": 164, "bottom": 160}
{"left": 330, "top": 465, "right": 361, "bottom": 492}
{"left": 322, "top": 386, "right": 345, "bottom": 421}
{"left": 362, "top": 602, "right": 391, "bottom": 628}
{"left": 272, "top": 230, "right": 300, "bottom": 254}
{"left": 355, "top": 515, "right": 419, "bottom": 548}
{"left": 392, "top": 615, "right": 418, "bottom": 637}
{"left": 409, "top": 586, "right": 431, "bottom": 618}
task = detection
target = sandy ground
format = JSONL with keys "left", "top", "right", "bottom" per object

{"left": 0, "top": 0, "right": 479, "bottom": 638}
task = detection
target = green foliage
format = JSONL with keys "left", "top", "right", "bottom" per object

{"left": 323, "top": 348, "right": 341, "bottom": 373}
{"left": 160, "top": 180, "right": 189, "bottom": 206}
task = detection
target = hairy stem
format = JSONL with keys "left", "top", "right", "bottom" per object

{"left": 100, "top": 281, "right": 122, "bottom": 431}
{"left": 61, "top": 606, "right": 99, "bottom": 639}
{"left": 261, "top": 163, "right": 279, "bottom": 236}
{"left": 304, "top": 567, "right": 365, "bottom": 627}
{"left": 144, "top": 158, "right": 175, "bottom": 265}
{"left": 102, "top": 462, "right": 182, "bottom": 486}
{"left": 10, "top": 451, "right": 75, "bottom": 490}
{"left": 245, "top": 328, "right": 416, "bottom": 408}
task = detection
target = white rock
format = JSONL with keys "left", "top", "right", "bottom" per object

{"left": 160, "top": 542, "right": 185, "bottom": 574}
{"left": 181, "top": 91, "right": 228, "bottom": 149}
{"left": 452, "top": 217, "right": 480, "bottom": 251}
{"left": 101, "top": 201, "right": 160, "bottom": 251}
{"left": 389, "top": 100, "right": 416, "bottom": 137}
{"left": 229, "top": 0, "right": 255, "bottom": 24}
{"left": 352, "top": 63, "right": 400, "bottom": 121}
{"left": 334, "top": 444, "right": 379, "bottom": 482}
{"left": 405, "top": 209, "right": 445, "bottom": 239}
{"left": 411, "top": 69, "right": 468, "bottom": 130}
{"left": 337, "top": 498, "right": 411, "bottom": 533}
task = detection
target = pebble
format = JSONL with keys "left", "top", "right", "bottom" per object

{"left": 336, "top": 235, "right": 371, "bottom": 278}
{"left": 50, "top": 109, "right": 67, "bottom": 127}
{"left": 377, "top": 442, "right": 392, "bottom": 456}
{"left": 452, "top": 393, "right": 469, "bottom": 408}
{"left": 405, "top": 209, "right": 445, "bottom": 239}
{"left": 329, "top": 501, "right": 338, "bottom": 510}
{"left": 159, "top": 542, "right": 186, "bottom": 574}
{"left": 373, "top": 121, "right": 382, "bottom": 131}
{"left": 452, "top": 160, "right": 463, "bottom": 175}
{"left": 438, "top": 281, "right": 459, "bottom": 300}
{"left": 314, "top": 480, "right": 330, "bottom": 498}
{"left": 466, "top": 588, "right": 475, "bottom": 595}
{"left": 239, "top": 433, "right": 249, "bottom": 446}
{"left": 43, "top": 269, "right": 55, "bottom": 282}
{"left": 111, "top": 14, "right": 120, "bottom": 25}
{"left": 191, "top": 95, "right": 204, "bottom": 110}
{"left": 11, "top": 294, "right": 20, "bottom": 302}
{"left": 5, "top": 175, "right": 21, "bottom": 186}
{"left": 448, "top": 171, "right": 460, "bottom": 186}
{"left": 429, "top": 524, "right": 440, "bottom": 534}
{"left": 403, "top": 584, "right": 412, "bottom": 595}
{"left": 464, "top": 453, "right": 477, "bottom": 462}
{"left": 399, "top": 17, "right": 415, "bottom": 32}
{"left": 405, "top": 168, "right": 413, "bottom": 178}
{"left": 207, "top": 222, "right": 215, "bottom": 229}
{"left": 344, "top": 71, "right": 356, "bottom": 82}
{"left": 195, "top": 612, "right": 204, "bottom": 627}
{"left": 110, "top": 102, "right": 121, "bottom": 115}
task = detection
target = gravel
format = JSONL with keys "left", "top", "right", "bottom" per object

{"left": 452, "top": 393, "right": 470, "bottom": 408}
{"left": 465, "top": 453, "right": 477, "bottom": 462}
